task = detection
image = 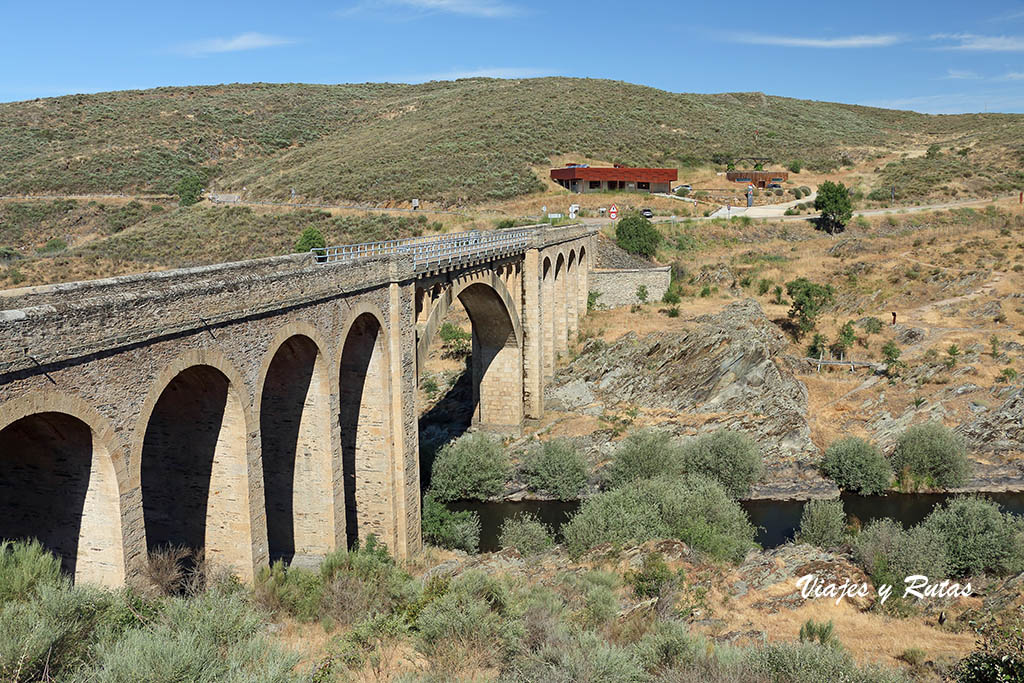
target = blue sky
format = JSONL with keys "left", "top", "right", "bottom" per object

{"left": 2, "top": 0, "right": 1024, "bottom": 113}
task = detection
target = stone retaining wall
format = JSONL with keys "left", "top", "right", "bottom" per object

{"left": 590, "top": 267, "right": 671, "bottom": 308}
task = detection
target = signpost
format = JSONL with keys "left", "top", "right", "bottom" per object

{"left": 609, "top": 204, "right": 618, "bottom": 220}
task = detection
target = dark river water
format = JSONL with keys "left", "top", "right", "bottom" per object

{"left": 448, "top": 491, "right": 1024, "bottom": 554}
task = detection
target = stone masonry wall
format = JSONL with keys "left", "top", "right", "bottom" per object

{"left": 590, "top": 267, "right": 671, "bottom": 308}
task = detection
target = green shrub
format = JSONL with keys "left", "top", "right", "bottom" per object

{"left": 799, "top": 618, "right": 839, "bottom": 647}
{"left": 635, "top": 619, "right": 710, "bottom": 674}
{"left": 421, "top": 493, "right": 480, "bottom": 553}
{"left": 563, "top": 475, "right": 757, "bottom": 562}
{"left": 415, "top": 571, "right": 521, "bottom": 670}
{"left": 636, "top": 284, "right": 648, "bottom": 303}
{"left": 820, "top": 437, "right": 892, "bottom": 494}
{"left": 294, "top": 226, "right": 326, "bottom": 252}
{"left": 254, "top": 561, "right": 324, "bottom": 621}
{"left": 36, "top": 237, "right": 67, "bottom": 255}
{"left": 861, "top": 317, "right": 883, "bottom": 334}
{"left": 0, "top": 539, "right": 63, "bottom": 604}
{"left": 626, "top": 552, "right": 674, "bottom": 599}
{"left": 438, "top": 321, "right": 471, "bottom": 359}
{"left": 89, "top": 589, "right": 299, "bottom": 682}
{"left": 174, "top": 172, "right": 205, "bottom": 207}
{"left": 796, "top": 499, "right": 847, "bottom": 549}
{"left": 499, "top": 513, "right": 554, "bottom": 557}
{"left": 587, "top": 290, "right": 602, "bottom": 311}
{"left": 521, "top": 439, "right": 588, "bottom": 500}
{"left": 853, "top": 518, "right": 949, "bottom": 585}
{"left": 922, "top": 496, "right": 1024, "bottom": 577}
{"left": 509, "top": 628, "right": 646, "bottom": 681}
{"left": 604, "top": 428, "right": 684, "bottom": 489}
{"left": 744, "top": 642, "right": 904, "bottom": 683}
{"left": 429, "top": 433, "right": 511, "bottom": 501}
{"left": 789, "top": 160, "right": 803, "bottom": 174}
{"left": 891, "top": 422, "right": 971, "bottom": 489}
{"left": 615, "top": 212, "right": 662, "bottom": 258}
{"left": 679, "top": 429, "right": 763, "bottom": 499}
{"left": 661, "top": 289, "right": 681, "bottom": 305}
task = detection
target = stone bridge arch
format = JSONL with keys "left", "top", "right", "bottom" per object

{"left": 417, "top": 269, "right": 524, "bottom": 429}
{"left": 133, "top": 349, "right": 262, "bottom": 582}
{"left": 337, "top": 305, "right": 396, "bottom": 551}
{"left": 0, "top": 391, "right": 139, "bottom": 587}
{"left": 256, "top": 322, "right": 338, "bottom": 563}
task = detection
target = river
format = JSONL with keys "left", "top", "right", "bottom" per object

{"left": 448, "top": 491, "right": 1024, "bottom": 553}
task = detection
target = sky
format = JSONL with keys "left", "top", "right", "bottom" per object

{"left": 2, "top": 0, "right": 1024, "bottom": 113}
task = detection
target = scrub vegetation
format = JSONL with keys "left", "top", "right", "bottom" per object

{"left": 2, "top": 78, "right": 1022, "bottom": 206}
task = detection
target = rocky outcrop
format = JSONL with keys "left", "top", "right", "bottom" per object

{"left": 958, "top": 388, "right": 1024, "bottom": 456}
{"left": 548, "top": 299, "right": 816, "bottom": 462}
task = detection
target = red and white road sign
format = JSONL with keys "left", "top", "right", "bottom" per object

{"left": 609, "top": 204, "right": 618, "bottom": 220}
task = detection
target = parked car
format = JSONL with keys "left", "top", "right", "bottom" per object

{"left": 766, "top": 182, "right": 782, "bottom": 189}
{"left": 676, "top": 184, "right": 692, "bottom": 192}
{"left": 640, "top": 208, "right": 654, "bottom": 218}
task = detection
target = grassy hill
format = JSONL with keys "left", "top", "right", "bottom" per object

{"left": 2, "top": 78, "right": 1022, "bottom": 206}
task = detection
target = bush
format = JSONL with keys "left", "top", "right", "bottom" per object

{"left": 415, "top": 571, "right": 521, "bottom": 671}
{"left": 90, "top": 590, "right": 299, "bottom": 682}
{"left": 626, "top": 552, "right": 674, "bottom": 599}
{"left": 922, "top": 496, "right": 1024, "bottom": 577}
{"left": 174, "top": 172, "right": 205, "bottom": 207}
{"left": 499, "top": 513, "right": 554, "bottom": 557}
{"left": 521, "top": 439, "right": 588, "bottom": 500}
{"left": 37, "top": 237, "right": 67, "bottom": 255}
{"left": 0, "top": 539, "right": 63, "bottom": 604}
{"left": 891, "top": 422, "right": 971, "bottom": 489}
{"left": 421, "top": 493, "right": 480, "bottom": 553}
{"left": 661, "top": 289, "right": 681, "bottom": 305}
{"left": 788, "top": 160, "right": 803, "bottom": 174}
{"left": 679, "top": 429, "right": 763, "bottom": 499}
{"left": 799, "top": 618, "right": 839, "bottom": 647}
{"left": 786, "top": 278, "right": 836, "bottom": 335}
{"left": 438, "top": 321, "right": 471, "bottom": 359}
{"left": 796, "top": 499, "right": 847, "bottom": 549}
{"left": 604, "top": 428, "right": 684, "bottom": 489}
{"left": 820, "top": 437, "right": 892, "bottom": 494}
{"left": 744, "top": 641, "right": 905, "bottom": 683}
{"left": 294, "top": 226, "right": 326, "bottom": 252}
{"left": 861, "top": 316, "right": 883, "bottom": 334}
{"left": 429, "top": 433, "right": 511, "bottom": 501}
{"left": 563, "top": 475, "right": 757, "bottom": 562}
{"left": 615, "top": 212, "right": 662, "bottom": 258}
{"left": 853, "top": 518, "right": 949, "bottom": 585}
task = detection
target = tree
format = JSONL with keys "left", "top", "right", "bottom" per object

{"left": 785, "top": 278, "right": 835, "bottom": 336}
{"left": 615, "top": 212, "right": 662, "bottom": 258}
{"left": 294, "top": 226, "right": 326, "bottom": 253}
{"left": 814, "top": 181, "right": 853, "bottom": 235}
{"left": 174, "top": 172, "right": 205, "bottom": 207}
{"left": 882, "top": 341, "right": 904, "bottom": 376}
{"left": 831, "top": 321, "right": 856, "bottom": 359}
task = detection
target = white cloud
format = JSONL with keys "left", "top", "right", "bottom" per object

{"left": 175, "top": 32, "right": 294, "bottom": 57}
{"left": 999, "top": 71, "right": 1024, "bottom": 80}
{"left": 728, "top": 33, "right": 904, "bottom": 48}
{"left": 931, "top": 33, "right": 1024, "bottom": 51}
{"left": 944, "top": 69, "right": 980, "bottom": 79}
{"left": 340, "top": 0, "right": 523, "bottom": 18}
{"left": 382, "top": 66, "right": 553, "bottom": 82}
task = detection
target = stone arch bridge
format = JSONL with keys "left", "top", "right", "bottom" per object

{"left": 0, "top": 225, "right": 594, "bottom": 586}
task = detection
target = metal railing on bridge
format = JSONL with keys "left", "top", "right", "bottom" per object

{"left": 310, "top": 229, "right": 533, "bottom": 271}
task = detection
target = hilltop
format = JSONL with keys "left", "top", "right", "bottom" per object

{"left": 2, "top": 78, "right": 1023, "bottom": 206}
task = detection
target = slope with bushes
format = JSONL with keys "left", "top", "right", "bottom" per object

{"left": 3, "top": 78, "right": 1023, "bottom": 205}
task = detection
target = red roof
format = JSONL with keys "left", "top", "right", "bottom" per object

{"left": 550, "top": 166, "right": 678, "bottom": 183}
